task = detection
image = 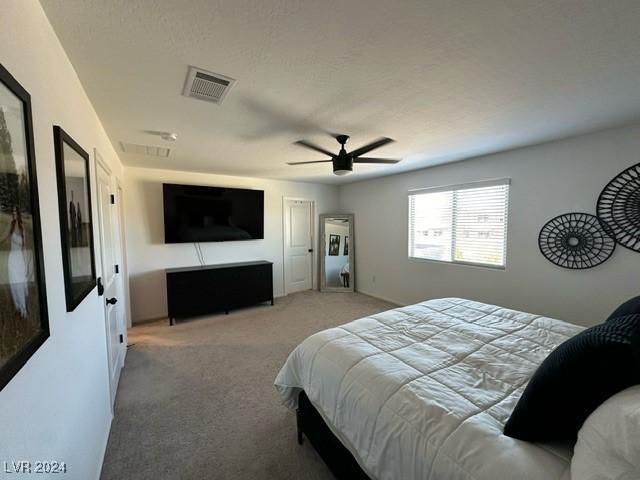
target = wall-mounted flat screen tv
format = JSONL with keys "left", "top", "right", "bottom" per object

{"left": 163, "top": 183, "right": 264, "bottom": 243}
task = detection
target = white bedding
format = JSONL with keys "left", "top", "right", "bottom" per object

{"left": 274, "top": 297, "right": 584, "bottom": 480}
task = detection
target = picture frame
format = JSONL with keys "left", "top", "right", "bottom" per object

{"left": 0, "top": 64, "right": 50, "bottom": 392}
{"left": 53, "top": 126, "right": 96, "bottom": 311}
{"left": 328, "top": 234, "right": 340, "bottom": 256}
{"left": 344, "top": 235, "right": 349, "bottom": 256}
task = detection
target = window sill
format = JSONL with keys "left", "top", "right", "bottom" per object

{"left": 408, "top": 256, "right": 506, "bottom": 271}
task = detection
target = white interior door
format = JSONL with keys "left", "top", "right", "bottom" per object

{"left": 284, "top": 199, "right": 313, "bottom": 294}
{"left": 95, "top": 154, "right": 126, "bottom": 408}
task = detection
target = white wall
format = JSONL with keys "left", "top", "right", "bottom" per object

{"left": 124, "top": 166, "right": 338, "bottom": 323}
{"left": 339, "top": 124, "right": 640, "bottom": 327}
{"left": 0, "top": 2, "right": 125, "bottom": 479}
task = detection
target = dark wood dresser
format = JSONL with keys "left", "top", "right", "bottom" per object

{"left": 165, "top": 260, "right": 274, "bottom": 325}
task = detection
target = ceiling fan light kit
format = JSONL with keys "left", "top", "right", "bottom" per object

{"left": 288, "top": 134, "right": 400, "bottom": 175}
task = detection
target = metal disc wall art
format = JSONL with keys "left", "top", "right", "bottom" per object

{"left": 538, "top": 213, "right": 616, "bottom": 269}
{"left": 597, "top": 162, "right": 640, "bottom": 252}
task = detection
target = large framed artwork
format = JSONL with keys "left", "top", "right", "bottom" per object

{"left": 0, "top": 64, "right": 49, "bottom": 392}
{"left": 53, "top": 126, "right": 96, "bottom": 311}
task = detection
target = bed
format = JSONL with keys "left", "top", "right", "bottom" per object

{"left": 274, "top": 297, "right": 585, "bottom": 480}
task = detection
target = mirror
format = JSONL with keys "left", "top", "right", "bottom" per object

{"left": 320, "top": 214, "right": 354, "bottom": 292}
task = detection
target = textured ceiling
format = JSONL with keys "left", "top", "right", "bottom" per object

{"left": 40, "top": 0, "right": 640, "bottom": 184}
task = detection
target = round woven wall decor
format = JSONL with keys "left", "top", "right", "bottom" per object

{"left": 538, "top": 213, "right": 616, "bottom": 269}
{"left": 597, "top": 162, "right": 640, "bottom": 252}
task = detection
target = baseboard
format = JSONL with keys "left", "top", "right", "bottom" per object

{"left": 132, "top": 315, "right": 166, "bottom": 326}
{"left": 355, "top": 288, "right": 405, "bottom": 307}
{"left": 95, "top": 409, "right": 114, "bottom": 480}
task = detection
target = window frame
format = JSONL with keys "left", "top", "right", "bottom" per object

{"left": 407, "top": 178, "right": 511, "bottom": 270}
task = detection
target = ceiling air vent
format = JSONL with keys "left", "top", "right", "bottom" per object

{"left": 119, "top": 141, "right": 170, "bottom": 157}
{"left": 182, "top": 66, "right": 235, "bottom": 104}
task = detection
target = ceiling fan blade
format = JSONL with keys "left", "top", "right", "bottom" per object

{"left": 348, "top": 137, "right": 394, "bottom": 158}
{"left": 294, "top": 140, "right": 335, "bottom": 157}
{"left": 353, "top": 157, "right": 400, "bottom": 164}
{"left": 286, "top": 160, "right": 333, "bottom": 165}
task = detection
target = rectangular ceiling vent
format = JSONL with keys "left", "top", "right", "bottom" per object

{"left": 119, "top": 141, "right": 170, "bottom": 157}
{"left": 182, "top": 66, "right": 235, "bottom": 104}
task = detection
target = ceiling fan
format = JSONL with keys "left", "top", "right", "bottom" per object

{"left": 287, "top": 134, "right": 400, "bottom": 176}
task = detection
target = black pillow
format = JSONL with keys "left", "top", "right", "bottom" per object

{"left": 503, "top": 314, "right": 640, "bottom": 442}
{"left": 607, "top": 295, "right": 640, "bottom": 322}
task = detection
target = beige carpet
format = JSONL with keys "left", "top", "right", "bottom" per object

{"left": 101, "top": 291, "right": 394, "bottom": 480}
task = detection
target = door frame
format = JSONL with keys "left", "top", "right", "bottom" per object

{"left": 282, "top": 197, "right": 315, "bottom": 295}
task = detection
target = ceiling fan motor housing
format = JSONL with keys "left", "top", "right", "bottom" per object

{"left": 334, "top": 154, "right": 353, "bottom": 175}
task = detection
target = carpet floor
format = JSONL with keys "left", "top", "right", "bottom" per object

{"left": 100, "top": 291, "right": 394, "bottom": 480}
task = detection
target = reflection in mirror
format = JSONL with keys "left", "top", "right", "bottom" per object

{"left": 320, "top": 214, "right": 354, "bottom": 292}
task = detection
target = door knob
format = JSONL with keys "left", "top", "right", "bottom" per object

{"left": 106, "top": 297, "right": 118, "bottom": 306}
{"left": 308, "top": 249, "right": 313, "bottom": 253}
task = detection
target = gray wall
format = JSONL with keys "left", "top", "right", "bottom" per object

{"left": 339, "top": 124, "right": 640, "bottom": 326}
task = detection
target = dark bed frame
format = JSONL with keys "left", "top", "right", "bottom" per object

{"left": 296, "top": 391, "right": 371, "bottom": 479}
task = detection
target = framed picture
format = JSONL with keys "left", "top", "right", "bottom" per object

{"left": 53, "top": 126, "right": 96, "bottom": 311}
{"left": 344, "top": 236, "right": 349, "bottom": 256}
{"left": 328, "top": 234, "right": 340, "bottom": 256}
{"left": 0, "top": 64, "right": 49, "bottom": 391}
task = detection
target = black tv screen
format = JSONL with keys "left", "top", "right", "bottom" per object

{"left": 163, "top": 183, "right": 264, "bottom": 243}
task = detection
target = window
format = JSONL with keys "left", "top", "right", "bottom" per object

{"left": 408, "top": 179, "right": 510, "bottom": 268}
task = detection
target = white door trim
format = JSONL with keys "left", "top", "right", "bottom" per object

{"left": 282, "top": 197, "right": 315, "bottom": 295}
{"left": 95, "top": 148, "right": 112, "bottom": 176}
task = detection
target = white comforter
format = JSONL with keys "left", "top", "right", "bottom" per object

{"left": 274, "top": 298, "right": 584, "bottom": 480}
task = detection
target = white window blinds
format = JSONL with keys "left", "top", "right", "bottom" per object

{"left": 408, "top": 179, "right": 510, "bottom": 268}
